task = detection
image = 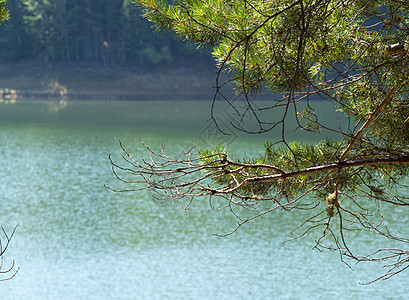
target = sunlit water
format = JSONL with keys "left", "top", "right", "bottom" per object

{"left": 0, "top": 100, "right": 408, "bottom": 299}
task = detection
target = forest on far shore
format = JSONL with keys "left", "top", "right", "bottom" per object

{"left": 0, "top": 0, "right": 222, "bottom": 100}
{"left": 0, "top": 0, "right": 210, "bottom": 67}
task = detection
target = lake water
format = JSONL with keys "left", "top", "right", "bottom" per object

{"left": 0, "top": 99, "right": 408, "bottom": 299}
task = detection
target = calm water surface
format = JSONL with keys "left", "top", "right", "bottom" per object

{"left": 0, "top": 100, "right": 408, "bottom": 299}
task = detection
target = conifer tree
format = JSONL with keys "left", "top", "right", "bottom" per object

{"left": 0, "top": 0, "right": 7, "bottom": 23}
{"left": 110, "top": 0, "right": 409, "bottom": 282}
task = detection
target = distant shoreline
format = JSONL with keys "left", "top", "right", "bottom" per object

{"left": 0, "top": 90, "right": 216, "bottom": 101}
{"left": 0, "top": 60, "right": 224, "bottom": 101}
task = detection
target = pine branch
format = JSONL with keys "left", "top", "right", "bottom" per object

{"left": 340, "top": 80, "right": 403, "bottom": 160}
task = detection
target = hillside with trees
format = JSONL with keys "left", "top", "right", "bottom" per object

{"left": 0, "top": 0, "right": 217, "bottom": 99}
{"left": 0, "top": 0, "right": 207, "bottom": 65}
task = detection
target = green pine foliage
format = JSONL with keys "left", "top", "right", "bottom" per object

{"left": 134, "top": 0, "right": 409, "bottom": 186}
{"left": 128, "top": 1, "right": 409, "bottom": 227}
{"left": 0, "top": 0, "right": 9, "bottom": 23}
{"left": 107, "top": 1, "right": 409, "bottom": 279}
{"left": 92, "top": 1, "right": 409, "bottom": 281}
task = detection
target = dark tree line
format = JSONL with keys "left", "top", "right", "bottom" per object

{"left": 0, "top": 0, "right": 203, "bottom": 65}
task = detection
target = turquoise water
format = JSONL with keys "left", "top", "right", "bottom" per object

{"left": 0, "top": 100, "right": 407, "bottom": 299}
